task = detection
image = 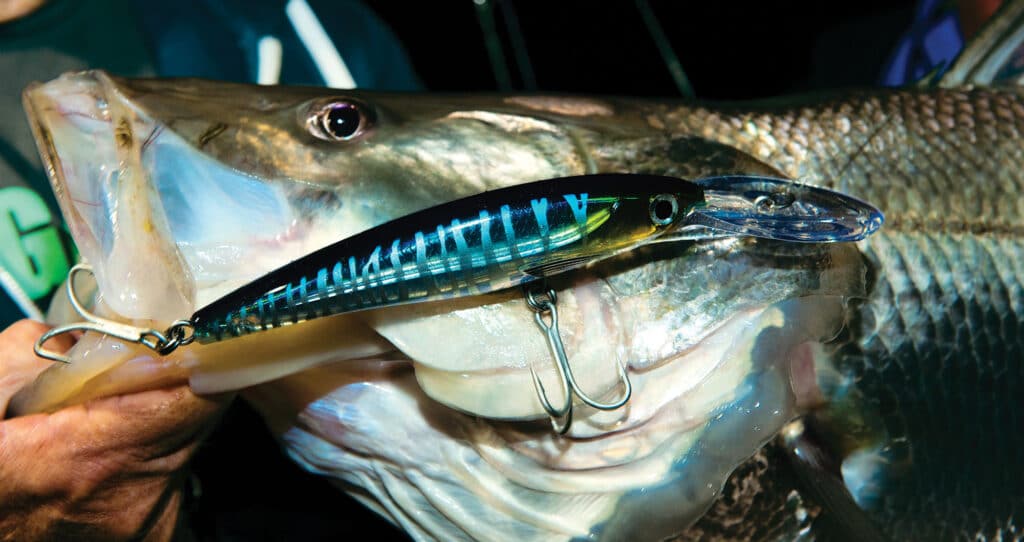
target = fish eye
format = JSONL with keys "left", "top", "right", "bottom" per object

{"left": 308, "top": 100, "right": 372, "bottom": 142}
{"left": 649, "top": 194, "right": 679, "bottom": 226}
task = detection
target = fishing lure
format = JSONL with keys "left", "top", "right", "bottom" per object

{"left": 190, "top": 173, "right": 880, "bottom": 344}
{"left": 34, "top": 173, "right": 883, "bottom": 431}
{"left": 189, "top": 173, "right": 703, "bottom": 342}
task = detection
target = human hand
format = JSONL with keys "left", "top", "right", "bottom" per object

{"left": 0, "top": 320, "right": 230, "bottom": 541}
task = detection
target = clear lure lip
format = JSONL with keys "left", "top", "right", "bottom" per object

{"left": 675, "top": 175, "right": 885, "bottom": 243}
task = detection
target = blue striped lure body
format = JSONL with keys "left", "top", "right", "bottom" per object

{"left": 191, "top": 174, "right": 705, "bottom": 343}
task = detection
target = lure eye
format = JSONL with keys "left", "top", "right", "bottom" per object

{"left": 649, "top": 194, "right": 679, "bottom": 226}
{"left": 308, "top": 100, "right": 372, "bottom": 141}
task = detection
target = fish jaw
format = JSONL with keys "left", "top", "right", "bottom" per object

{"left": 23, "top": 71, "right": 194, "bottom": 322}
{"left": 248, "top": 295, "right": 849, "bottom": 541}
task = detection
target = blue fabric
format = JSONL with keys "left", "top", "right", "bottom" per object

{"left": 132, "top": 0, "right": 423, "bottom": 90}
{"left": 881, "top": 0, "right": 965, "bottom": 85}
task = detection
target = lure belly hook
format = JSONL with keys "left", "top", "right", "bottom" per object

{"left": 525, "top": 286, "right": 632, "bottom": 434}
{"left": 34, "top": 173, "right": 883, "bottom": 434}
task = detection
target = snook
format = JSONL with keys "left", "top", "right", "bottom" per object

{"left": 13, "top": 66, "right": 1023, "bottom": 541}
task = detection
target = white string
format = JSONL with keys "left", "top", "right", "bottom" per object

{"left": 257, "top": 35, "right": 283, "bottom": 85}
{"left": 286, "top": 0, "right": 357, "bottom": 89}
{"left": 0, "top": 265, "right": 44, "bottom": 322}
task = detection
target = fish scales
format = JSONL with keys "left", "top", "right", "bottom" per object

{"left": 657, "top": 88, "right": 1024, "bottom": 540}
{"left": 662, "top": 88, "right": 1024, "bottom": 227}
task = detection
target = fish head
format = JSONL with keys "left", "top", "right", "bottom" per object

{"left": 24, "top": 70, "right": 625, "bottom": 320}
{"left": 19, "top": 71, "right": 873, "bottom": 540}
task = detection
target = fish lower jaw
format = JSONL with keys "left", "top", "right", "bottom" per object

{"left": 258, "top": 296, "right": 846, "bottom": 542}
{"left": 405, "top": 296, "right": 839, "bottom": 440}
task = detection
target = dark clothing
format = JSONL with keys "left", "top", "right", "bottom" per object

{"left": 880, "top": 0, "right": 964, "bottom": 86}
{"left": 0, "top": 0, "right": 154, "bottom": 326}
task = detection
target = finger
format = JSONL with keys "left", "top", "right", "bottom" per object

{"left": 60, "top": 386, "right": 232, "bottom": 464}
{"left": 0, "top": 320, "right": 75, "bottom": 412}
{"left": 0, "top": 391, "right": 212, "bottom": 541}
{"left": 0, "top": 386, "right": 231, "bottom": 505}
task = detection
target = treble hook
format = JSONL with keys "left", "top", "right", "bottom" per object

{"left": 524, "top": 286, "right": 632, "bottom": 434}
{"left": 33, "top": 263, "right": 194, "bottom": 364}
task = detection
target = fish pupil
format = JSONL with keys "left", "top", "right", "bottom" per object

{"left": 322, "top": 103, "right": 362, "bottom": 140}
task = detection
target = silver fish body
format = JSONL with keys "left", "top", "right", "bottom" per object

{"left": 14, "top": 66, "right": 1023, "bottom": 542}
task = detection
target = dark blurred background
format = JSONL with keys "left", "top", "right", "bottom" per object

{"left": 367, "top": 0, "right": 918, "bottom": 97}
{"left": 189, "top": 1, "right": 922, "bottom": 540}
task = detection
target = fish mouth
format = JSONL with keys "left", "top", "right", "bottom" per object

{"left": 23, "top": 72, "right": 354, "bottom": 320}
{"left": 24, "top": 72, "right": 195, "bottom": 321}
